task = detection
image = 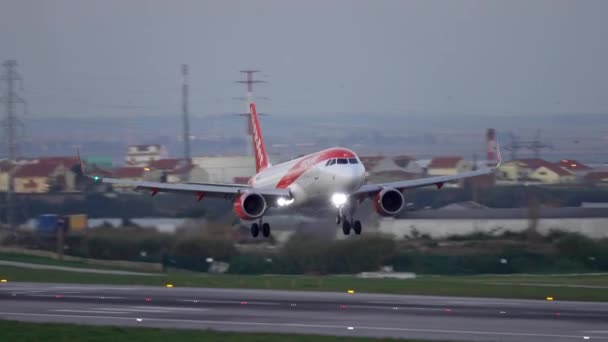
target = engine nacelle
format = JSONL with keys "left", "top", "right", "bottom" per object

{"left": 233, "top": 192, "right": 267, "bottom": 220}
{"left": 373, "top": 188, "right": 405, "bottom": 216}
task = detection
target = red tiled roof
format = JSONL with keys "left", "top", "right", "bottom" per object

{"left": 429, "top": 156, "right": 462, "bottom": 169}
{"left": 167, "top": 164, "right": 194, "bottom": 175}
{"left": 558, "top": 159, "right": 591, "bottom": 171}
{"left": 88, "top": 165, "right": 113, "bottom": 177}
{"left": 14, "top": 163, "right": 60, "bottom": 178}
{"left": 149, "top": 158, "right": 183, "bottom": 170}
{"left": 38, "top": 156, "right": 79, "bottom": 167}
{"left": 113, "top": 167, "right": 145, "bottom": 179}
{"left": 537, "top": 163, "right": 573, "bottom": 177}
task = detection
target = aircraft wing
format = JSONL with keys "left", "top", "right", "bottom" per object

{"left": 95, "top": 177, "right": 291, "bottom": 199}
{"left": 355, "top": 167, "right": 496, "bottom": 196}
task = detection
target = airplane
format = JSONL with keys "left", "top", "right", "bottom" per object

{"left": 83, "top": 102, "right": 500, "bottom": 238}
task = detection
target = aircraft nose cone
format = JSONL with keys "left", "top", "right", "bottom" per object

{"left": 333, "top": 165, "right": 365, "bottom": 192}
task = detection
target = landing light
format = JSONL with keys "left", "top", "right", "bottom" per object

{"left": 277, "top": 197, "right": 294, "bottom": 207}
{"left": 331, "top": 193, "right": 348, "bottom": 207}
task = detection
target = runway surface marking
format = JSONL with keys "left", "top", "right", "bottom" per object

{"left": 95, "top": 306, "right": 210, "bottom": 313}
{"left": 0, "top": 311, "right": 605, "bottom": 340}
{"left": 53, "top": 309, "right": 129, "bottom": 314}
{"left": 176, "top": 299, "right": 278, "bottom": 306}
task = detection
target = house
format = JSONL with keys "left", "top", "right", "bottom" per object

{"left": 558, "top": 159, "right": 592, "bottom": 180}
{"left": 191, "top": 156, "right": 257, "bottom": 183}
{"left": 110, "top": 167, "right": 147, "bottom": 192}
{"left": 498, "top": 158, "right": 553, "bottom": 181}
{"left": 528, "top": 164, "right": 575, "bottom": 183}
{"left": 146, "top": 158, "right": 208, "bottom": 183}
{"left": 427, "top": 156, "right": 471, "bottom": 176}
{"left": 13, "top": 163, "right": 76, "bottom": 193}
{"left": 125, "top": 144, "right": 167, "bottom": 166}
{"left": 558, "top": 159, "right": 591, "bottom": 172}
{"left": 359, "top": 155, "right": 422, "bottom": 183}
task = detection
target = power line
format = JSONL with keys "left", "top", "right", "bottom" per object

{"left": 234, "top": 70, "right": 267, "bottom": 156}
{"left": 0, "top": 60, "right": 26, "bottom": 233}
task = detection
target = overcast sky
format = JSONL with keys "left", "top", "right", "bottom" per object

{"left": 1, "top": 0, "right": 607, "bottom": 118}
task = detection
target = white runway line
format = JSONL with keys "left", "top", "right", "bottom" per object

{"left": 53, "top": 309, "right": 129, "bottom": 314}
{"left": 176, "top": 299, "right": 277, "bottom": 306}
{"left": 0, "top": 311, "right": 605, "bottom": 340}
{"left": 130, "top": 306, "right": 210, "bottom": 312}
{"left": 96, "top": 307, "right": 170, "bottom": 313}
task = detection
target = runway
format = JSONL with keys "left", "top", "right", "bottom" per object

{"left": 1, "top": 282, "right": 608, "bottom": 341}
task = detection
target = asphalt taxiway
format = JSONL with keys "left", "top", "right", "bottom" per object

{"left": 1, "top": 282, "right": 608, "bottom": 341}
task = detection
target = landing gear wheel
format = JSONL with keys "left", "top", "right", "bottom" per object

{"left": 262, "top": 222, "right": 271, "bottom": 237}
{"left": 353, "top": 220, "right": 362, "bottom": 235}
{"left": 342, "top": 220, "right": 351, "bottom": 235}
{"left": 251, "top": 223, "right": 260, "bottom": 238}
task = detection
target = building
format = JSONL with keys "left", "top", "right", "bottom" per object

{"left": 558, "top": 159, "right": 592, "bottom": 181}
{"left": 125, "top": 144, "right": 167, "bottom": 166}
{"left": 192, "top": 156, "right": 258, "bottom": 184}
{"left": 13, "top": 163, "right": 76, "bottom": 193}
{"left": 498, "top": 158, "right": 577, "bottom": 184}
{"left": 427, "top": 156, "right": 471, "bottom": 176}
{"left": 528, "top": 164, "right": 575, "bottom": 183}
{"left": 498, "top": 158, "right": 553, "bottom": 181}
{"left": 359, "top": 155, "right": 422, "bottom": 183}
{"left": 558, "top": 159, "right": 591, "bottom": 173}
{"left": 110, "top": 167, "right": 146, "bottom": 192}
{"left": 147, "top": 158, "right": 208, "bottom": 183}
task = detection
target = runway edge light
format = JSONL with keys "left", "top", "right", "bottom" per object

{"left": 546, "top": 296, "right": 554, "bottom": 301}
{"left": 165, "top": 283, "right": 174, "bottom": 288}
{"left": 0, "top": 279, "right": 7, "bottom": 283}
{"left": 347, "top": 289, "right": 355, "bottom": 294}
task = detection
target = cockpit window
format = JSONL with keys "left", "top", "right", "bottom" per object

{"left": 326, "top": 159, "right": 336, "bottom": 166}
{"left": 348, "top": 158, "right": 359, "bottom": 164}
{"left": 337, "top": 158, "right": 348, "bottom": 164}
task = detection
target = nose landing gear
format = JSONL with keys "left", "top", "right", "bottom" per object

{"left": 336, "top": 207, "right": 362, "bottom": 236}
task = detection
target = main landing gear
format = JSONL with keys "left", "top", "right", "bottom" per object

{"left": 336, "top": 208, "right": 362, "bottom": 235}
{"left": 250, "top": 220, "right": 271, "bottom": 238}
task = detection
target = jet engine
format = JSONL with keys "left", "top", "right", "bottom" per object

{"left": 373, "top": 188, "right": 405, "bottom": 216}
{"left": 233, "top": 192, "right": 267, "bottom": 220}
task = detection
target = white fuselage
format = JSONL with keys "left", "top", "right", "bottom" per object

{"left": 250, "top": 147, "right": 366, "bottom": 206}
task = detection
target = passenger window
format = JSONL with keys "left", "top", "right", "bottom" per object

{"left": 337, "top": 158, "right": 348, "bottom": 164}
{"left": 348, "top": 158, "right": 358, "bottom": 164}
